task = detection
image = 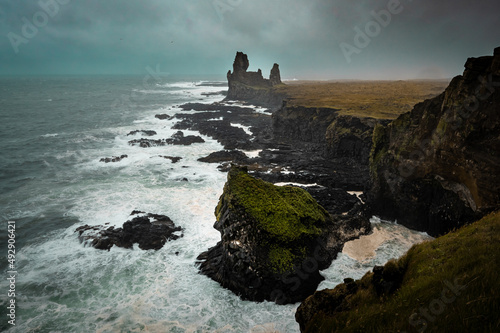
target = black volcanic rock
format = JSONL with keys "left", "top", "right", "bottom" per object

{"left": 100, "top": 155, "right": 128, "bottom": 163}
{"left": 367, "top": 47, "right": 500, "bottom": 236}
{"left": 198, "top": 150, "right": 248, "bottom": 163}
{"left": 155, "top": 114, "right": 174, "bottom": 120}
{"left": 76, "top": 213, "right": 182, "bottom": 251}
{"left": 128, "top": 131, "right": 205, "bottom": 147}
{"left": 225, "top": 52, "right": 285, "bottom": 109}
{"left": 196, "top": 166, "right": 369, "bottom": 304}
{"left": 127, "top": 130, "right": 157, "bottom": 136}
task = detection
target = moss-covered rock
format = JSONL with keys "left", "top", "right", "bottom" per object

{"left": 197, "top": 166, "right": 360, "bottom": 304}
{"left": 296, "top": 211, "right": 500, "bottom": 332}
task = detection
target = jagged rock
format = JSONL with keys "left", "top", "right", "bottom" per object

{"left": 75, "top": 212, "right": 183, "bottom": 251}
{"left": 325, "top": 116, "right": 387, "bottom": 165}
{"left": 269, "top": 63, "right": 282, "bottom": 86}
{"left": 128, "top": 131, "right": 205, "bottom": 147}
{"left": 155, "top": 114, "right": 173, "bottom": 120}
{"left": 367, "top": 47, "right": 500, "bottom": 236}
{"left": 158, "top": 155, "right": 182, "bottom": 163}
{"left": 198, "top": 150, "right": 248, "bottom": 163}
{"left": 99, "top": 155, "right": 128, "bottom": 163}
{"left": 196, "top": 166, "right": 368, "bottom": 304}
{"left": 127, "top": 130, "right": 157, "bottom": 136}
{"left": 225, "top": 52, "right": 285, "bottom": 109}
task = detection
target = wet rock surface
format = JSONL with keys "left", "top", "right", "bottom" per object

{"left": 196, "top": 167, "right": 370, "bottom": 304}
{"left": 128, "top": 131, "right": 205, "bottom": 147}
{"left": 127, "top": 130, "right": 157, "bottom": 136}
{"left": 100, "top": 155, "right": 128, "bottom": 163}
{"left": 75, "top": 212, "right": 183, "bottom": 251}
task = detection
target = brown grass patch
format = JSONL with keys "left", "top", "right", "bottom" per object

{"left": 274, "top": 80, "right": 449, "bottom": 119}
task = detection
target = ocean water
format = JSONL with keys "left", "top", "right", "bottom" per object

{"left": 0, "top": 76, "right": 431, "bottom": 332}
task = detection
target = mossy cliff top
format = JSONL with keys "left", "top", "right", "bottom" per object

{"left": 216, "top": 166, "right": 329, "bottom": 243}
{"left": 296, "top": 211, "right": 500, "bottom": 332}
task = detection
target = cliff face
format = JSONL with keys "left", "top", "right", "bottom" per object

{"left": 368, "top": 47, "right": 500, "bottom": 236}
{"left": 225, "top": 52, "right": 285, "bottom": 109}
{"left": 196, "top": 166, "right": 367, "bottom": 304}
{"left": 296, "top": 211, "right": 500, "bottom": 332}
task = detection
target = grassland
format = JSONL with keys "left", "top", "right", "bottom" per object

{"left": 274, "top": 80, "right": 449, "bottom": 119}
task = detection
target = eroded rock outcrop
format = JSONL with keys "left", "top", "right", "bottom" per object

{"left": 225, "top": 52, "right": 285, "bottom": 109}
{"left": 196, "top": 166, "right": 368, "bottom": 304}
{"left": 368, "top": 47, "right": 500, "bottom": 236}
{"left": 76, "top": 212, "right": 183, "bottom": 251}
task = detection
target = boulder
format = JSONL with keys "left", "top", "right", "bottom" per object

{"left": 75, "top": 212, "right": 183, "bottom": 251}
{"left": 196, "top": 166, "right": 365, "bottom": 304}
{"left": 99, "top": 155, "right": 128, "bottom": 163}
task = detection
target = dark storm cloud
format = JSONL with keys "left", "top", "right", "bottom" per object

{"left": 0, "top": 0, "right": 499, "bottom": 78}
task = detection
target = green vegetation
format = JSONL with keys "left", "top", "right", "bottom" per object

{"left": 218, "top": 167, "right": 330, "bottom": 273}
{"left": 302, "top": 211, "right": 500, "bottom": 332}
{"left": 221, "top": 167, "right": 327, "bottom": 242}
{"left": 274, "top": 80, "right": 449, "bottom": 119}
{"left": 369, "top": 123, "right": 389, "bottom": 179}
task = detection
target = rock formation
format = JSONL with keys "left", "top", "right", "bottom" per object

{"left": 75, "top": 212, "right": 183, "bottom": 251}
{"left": 367, "top": 47, "right": 500, "bottom": 236}
{"left": 225, "top": 52, "right": 285, "bottom": 109}
{"left": 196, "top": 166, "right": 368, "bottom": 304}
{"left": 295, "top": 211, "right": 500, "bottom": 332}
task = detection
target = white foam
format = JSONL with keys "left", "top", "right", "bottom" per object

{"left": 318, "top": 219, "right": 433, "bottom": 290}
{"left": 274, "top": 182, "right": 319, "bottom": 187}
{"left": 240, "top": 149, "right": 262, "bottom": 158}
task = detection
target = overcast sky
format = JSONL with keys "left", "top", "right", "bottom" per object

{"left": 0, "top": 0, "right": 499, "bottom": 79}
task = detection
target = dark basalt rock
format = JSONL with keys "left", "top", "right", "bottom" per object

{"left": 198, "top": 150, "right": 248, "bottom": 163}
{"left": 75, "top": 212, "right": 183, "bottom": 251}
{"left": 179, "top": 102, "right": 255, "bottom": 113}
{"left": 196, "top": 166, "right": 370, "bottom": 304}
{"left": 155, "top": 114, "right": 174, "bottom": 120}
{"left": 158, "top": 155, "right": 182, "bottom": 163}
{"left": 127, "top": 130, "right": 157, "bottom": 136}
{"left": 128, "top": 131, "right": 205, "bottom": 147}
{"left": 367, "top": 47, "right": 500, "bottom": 236}
{"left": 100, "top": 155, "right": 128, "bottom": 163}
{"left": 225, "top": 52, "right": 285, "bottom": 110}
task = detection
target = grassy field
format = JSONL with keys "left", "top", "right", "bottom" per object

{"left": 275, "top": 80, "right": 449, "bottom": 119}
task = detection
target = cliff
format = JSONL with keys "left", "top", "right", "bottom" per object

{"left": 225, "top": 52, "right": 286, "bottom": 109}
{"left": 295, "top": 210, "right": 500, "bottom": 332}
{"left": 368, "top": 47, "right": 500, "bottom": 236}
{"left": 196, "top": 166, "right": 369, "bottom": 304}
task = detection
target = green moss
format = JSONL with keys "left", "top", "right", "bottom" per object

{"left": 369, "top": 123, "right": 389, "bottom": 179}
{"left": 223, "top": 167, "right": 327, "bottom": 242}
{"left": 302, "top": 211, "right": 500, "bottom": 333}
{"left": 268, "top": 245, "right": 298, "bottom": 273}
{"left": 218, "top": 167, "right": 330, "bottom": 274}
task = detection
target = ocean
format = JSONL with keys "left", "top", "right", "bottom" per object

{"left": 0, "top": 75, "right": 431, "bottom": 332}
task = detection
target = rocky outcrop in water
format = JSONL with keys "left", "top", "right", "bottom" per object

{"left": 367, "top": 47, "right": 500, "bottom": 236}
{"left": 128, "top": 131, "right": 205, "bottom": 147}
{"left": 99, "top": 155, "right": 128, "bottom": 163}
{"left": 225, "top": 52, "right": 285, "bottom": 109}
{"left": 196, "top": 166, "right": 370, "bottom": 304}
{"left": 75, "top": 212, "right": 182, "bottom": 251}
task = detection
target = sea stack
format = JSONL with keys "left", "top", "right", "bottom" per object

{"left": 196, "top": 166, "right": 348, "bottom": 304}
{"left": 225, "top": 52, "right": 284, "bottom": 108}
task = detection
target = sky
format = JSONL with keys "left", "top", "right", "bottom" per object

{"left": 0, "top": 0, "right": 499, "bottom": 79}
